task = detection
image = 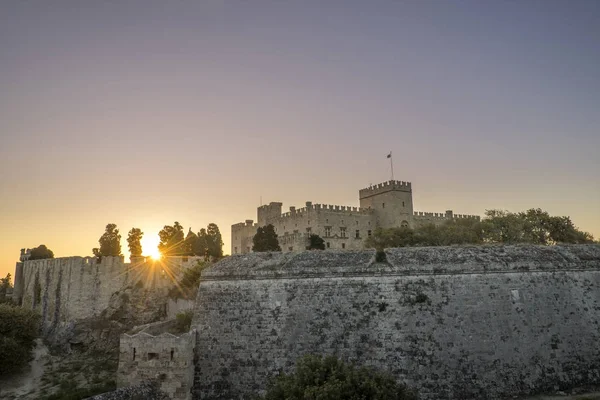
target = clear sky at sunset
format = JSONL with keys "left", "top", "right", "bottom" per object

{"left": 1, "top": 1, "right": 599, "bottom": 278}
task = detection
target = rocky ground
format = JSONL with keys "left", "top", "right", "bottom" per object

{"left": 0, "top": 285, "right": 169, "bottom": 400}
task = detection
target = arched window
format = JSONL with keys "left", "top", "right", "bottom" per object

{"left": 400, "top": 220, "right": 409, "bottom": 228}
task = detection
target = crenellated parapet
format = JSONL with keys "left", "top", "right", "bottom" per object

{"left": 278, "top": 203, "right": 373, "bottom": 219}
{"left": 413, "top": 210, "right": 480, "bottom": 222}
{"left": 359, "top": 180, "right": 412, "bottom": 199}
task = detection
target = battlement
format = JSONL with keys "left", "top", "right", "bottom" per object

{"left": 232, "top": 220, "right": 257, "bottom": 229}
{"left": 121, "top": 330, "right": 196, "bottom": 341}
{"left": 257, "top": 202, "right": 283, "bottom": 210}
{"left": 23, "top": 255, "right": 126, "bottom": 267}
{"left": 413, "top": 210, "right": 481, "bottom": 221}
{"left": 359, "top": 180, "right": 411, "bottom": 199}
{"left": 278, "top": 203, "right": 372, "bottom": 219}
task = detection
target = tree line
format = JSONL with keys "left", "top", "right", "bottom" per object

{"left": 366, "top": 208, "right": 595, "bottom": 249}
{"left": 91, "top": 221, "right": 224, "bottom": 259}
{"left": 19, "top": 221, "right": 225, "bottom": 262}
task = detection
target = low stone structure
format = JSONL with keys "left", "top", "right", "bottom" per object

{"left": 192, "top": 245, "right": 600, "bottom": 399}
{"left": 117, "top": 330, "right": 196, "bottom": 400}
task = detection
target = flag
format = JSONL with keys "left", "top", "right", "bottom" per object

{"left": 386, "top": 152, "right": 391, "bottom": 159}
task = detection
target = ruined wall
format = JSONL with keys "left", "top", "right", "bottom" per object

{"left": 14, "top": 256, "right": 132, "bottom": 329}
{"left": 118, "top": 331, "right": 195, "bottom": 400}
{"left": 192, "top": 245, "right": 600, "bottom": 400}
{"left": 13, "top": 256, "right": 200, "bottom": 328}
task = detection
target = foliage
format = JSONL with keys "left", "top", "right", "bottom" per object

{"left": 253, "top": 224, "right": 281, "bottom": 252}
{"left": 193, "top": 224, "right": 224, "bottom": 260}
{"left": 92, "top": 223, "right": 122, "bottom": 257}
{"left": 174, "top": 310, "right": 194, "bottom": 333}
{"left": 158, "top": 222, "right": 185, "bottom": 256}
{"left": 169, "top": 261, "right": 211, "bottom": 299}
{"left": 366, "top": 208, "right": 594, "bottom": 249}
{"left": 126, "top": 228, "right": 144, "bottom": 257}
{"left": 0, "top": 304, "right": 41, "bottom": 375}
{"left": 375, "top": 250, "right": 387, "bottom": 263}
{"left": 184, "top": 229, "right": 198, "bottom": 256}
{"left": 206, "top": 223, "right": 224, "bottom": 259}
{"left": 0, "top": 274, "right": 12, "bottom": 304}
{"left": 261, "top": 354, "right": 417, "bottom": 400}
{"left": 29, "top": 244, "right": 55, "bottom": 260}
{"left": 483, "top": 208, "right": 594, "bottom": 245}
{"left": 308, "top": 234, "right": 326, "bottom": 250}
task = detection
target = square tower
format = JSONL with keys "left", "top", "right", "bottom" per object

{"left": 359, "top": 180, "right": 413, "bottom": 229}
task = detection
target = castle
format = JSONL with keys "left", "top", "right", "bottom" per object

{"left": 232, "top": 179, "right": 480, "bottom": 254}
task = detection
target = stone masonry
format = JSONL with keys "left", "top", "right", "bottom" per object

{"left": 231, "top": 180, "right": 480, "bottom": 254}
{"left": 118, "top": 331, "right": 196, "bottom": 400}
{"left": 192, "top": 244, "right": 600, "bottom": 399}
{"left": 12, "top": 255, "right": 203, "bottom": 329}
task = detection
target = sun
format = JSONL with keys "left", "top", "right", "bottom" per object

{"left": 148, "top": 248, "right": 162, "bottom": 260}
{"left": 140, "top": 235, "right": 161, "bottom": 260}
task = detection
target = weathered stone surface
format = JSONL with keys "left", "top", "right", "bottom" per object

{"left": 118, "top": 331, "right": 196, "bottom": 400}
{"left": 86, "top": 381, "right": 169, "bottom": 400}
{"left": 192, "top": 244, "right": 600, "bottom": 400}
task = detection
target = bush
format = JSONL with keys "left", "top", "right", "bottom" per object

{"left": 375, "top": 250, "right": 387, "bottom": 263}
{"left": 174, "top": 310, "right": 193, "bottom": 333}
{"left": 0, "top": 304, "right": 41, "bottom": 376}
{"left": 261, "top": 355, "right": 418, "bottom": 400}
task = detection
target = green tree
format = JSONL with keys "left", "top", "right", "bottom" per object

{"left": 261, "top": 354, "right": 417, "bottom": 400}
{"left": 158, "top": 222, "right": 185, "bottom": 256}
{"left": 127, "top": 228, "right": 144, "bottom": 257}
{"left": 0, "top": 304, "right": 41, "bottom": 376}
{"left": 252, "top": 224, "right": 281, "bottom": 252}
{"left": 307, "top": 234, "right": 326, "bottom": 250}
{"left": 183, "top": 229, "right": 198, "bottom": 256}
{"left": 0, "top": 274, "right": 12, "bottom": 304}
{"left": 206, "top": 223, "right": 224, "bottom": 259}
{"left": 92, "top": 223, "right": 122, "bottom": 257}
{"left": 28, "top": 245, "right": 54, "bottom": 260}
{"left": 367, "top": 208, "right": 594, "bottom": 249}
{"left": 193, "top": 228, "right": 209, "bottom": 259}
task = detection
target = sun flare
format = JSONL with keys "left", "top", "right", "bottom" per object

{"left": 140, "top": 235, "right": 161, "bottom": 260}
{"left": 148, "top": 249, "right": 162, "bottom": 260}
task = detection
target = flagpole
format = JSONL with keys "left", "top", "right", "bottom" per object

{"left": 390, "top": 151, "right": 394, "bottom": 181}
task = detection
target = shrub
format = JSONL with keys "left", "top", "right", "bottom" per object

{"left": 174, "top": 310, "right": 193, "bottom": 333}
{"left": 261, "top": 354, "right": 418, "bottom": 400}
{"left": 0, "top": 304, "right": 41, "bottom": 376}
{"left": 375, "top": 250, "right": 387, "bottom": 263}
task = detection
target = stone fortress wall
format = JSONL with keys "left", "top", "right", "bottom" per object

{"left": 192, "top": 244, "right": 600, "bottom": 400}
{"left": 232, "top": 180, "right": 480, "bottom": 254}
{"left": 12, "top": 253, "right": 204, "bottom": 329}
{"left": 118, "top": 330, "right": 196, "bottom": 400}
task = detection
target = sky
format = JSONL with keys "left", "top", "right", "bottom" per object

{"left": 1, "top": 1, "right": 599, "bottom": 278}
